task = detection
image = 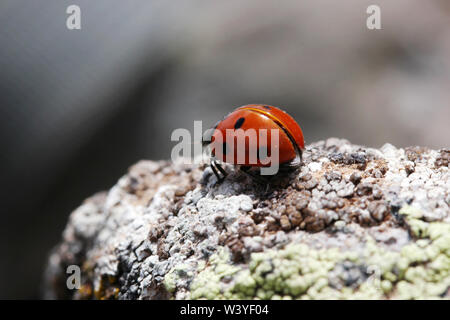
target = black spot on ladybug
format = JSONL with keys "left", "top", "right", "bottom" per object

{"left": 234, "top": 117, "right": 245, "bottom": 129}
{"left": 263, "top": 105, "right": 271, "bottom": 110}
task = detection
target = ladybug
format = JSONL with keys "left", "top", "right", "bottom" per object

{"left": 203, "top": 104, "right": 305, "bottom": 182}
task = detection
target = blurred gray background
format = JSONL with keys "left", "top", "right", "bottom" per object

{"left": 0, "top": 0, "right": 449, "bottom": 298}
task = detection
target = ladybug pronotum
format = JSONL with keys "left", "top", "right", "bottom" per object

{"left": 203, "top": 104, "right": 305, "bottom": 182}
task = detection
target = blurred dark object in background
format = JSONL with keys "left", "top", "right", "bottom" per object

{"left": 0, "top": 0, "right": 449, "bottom": 298}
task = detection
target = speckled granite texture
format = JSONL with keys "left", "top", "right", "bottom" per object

{"left": 43, "top": 138, "right": 449, "bottom": 299}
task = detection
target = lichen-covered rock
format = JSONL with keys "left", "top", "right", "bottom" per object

{"left": 43, "top": 138, "right": 450, "bottom": 299}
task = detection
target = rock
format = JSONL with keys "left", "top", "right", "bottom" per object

{"left": 43, "top": 138, "right": 450, "bottom": 300}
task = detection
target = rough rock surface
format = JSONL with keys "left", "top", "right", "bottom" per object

{"left": 43, "top": 138, "right": 450, "bottom": 299}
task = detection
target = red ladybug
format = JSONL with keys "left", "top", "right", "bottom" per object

{"left": 203, "top": 104, "right": 305, "bottom": 182}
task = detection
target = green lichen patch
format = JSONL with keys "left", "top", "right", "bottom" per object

{"left": 189, "top": 208, "right": 450, "bottom": 300}
{"left": 188, "top": 248, "right": 241, "bottom": 299}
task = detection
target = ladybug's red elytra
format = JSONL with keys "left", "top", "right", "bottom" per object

{"left": 203, "top": 104, "right": 305, "bottom": 182}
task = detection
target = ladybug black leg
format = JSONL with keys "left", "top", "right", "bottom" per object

{"left": 214, "top": 160, "right": 227, "bottom": 177}
{"left": 211, "top": 160, "right": 227, "bottom": 183}
{"left": 210, "top": 163, "right": 223, "bottom": 182}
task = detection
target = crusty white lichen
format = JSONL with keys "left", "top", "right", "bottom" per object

{"left": 43, "top": 139, "right": 450, "bottom": 300}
